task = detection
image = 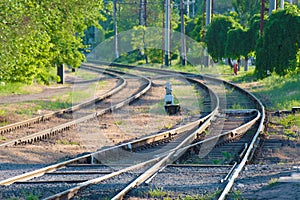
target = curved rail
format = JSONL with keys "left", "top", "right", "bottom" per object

{"left": 1, "top": 62, "right": 265, "bottom": 200}
{"left": 89, "top": 62, "right": 265, "bottom": 199}
{"left": 0, "top": 65, "right": 221, "bottom": 200}
{"left": 0, "top": 67, "right": 151, "bottom": 147}
{"left": 0, "top": 69, "right": 125, "bottom": 135}
{"left": 0, "top": 65, "right": 217, "bottom": 184}
{"left": 217, "top": 81, "right": 265, "bottom": 200}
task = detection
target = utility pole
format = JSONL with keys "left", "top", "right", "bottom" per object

{"left": 280, "top": 0, "right": 285, "bottom": 8}
{"left": 113, "top": 0, "right": 119, "bottom": 58}
{"left": 139, "top": 0, "right": 145, "bottom": 26}
{"left": 180, "top": 0, "right": 187, "bottom": 66}
{"left": 184, "top": 0, "right": 196, "bottom": 18}
{"left": 269, "top": 0, "right": 277, "bottom": 15}
{"left": 206, "top": 0, "right": 212, "bottom": 26}
{"left": 144, "top": 0, "right": 147, "bottom": 26}
{"left": 139, "top": 0, "right": 148, "bottom": 63}
{"left": 186, "top": 0, "right": 190, "bottom": 18}
{"left": 260, "top": 0, "right": 265, "bottom": 36}
{"left": 204, "top": 0, "right": 212, "bottom": 67}
{"left": 164, "top": 0, "right": 171, "bottom": 66}
{"left": 192, "top": 0, "right": 195, "bottom": 18}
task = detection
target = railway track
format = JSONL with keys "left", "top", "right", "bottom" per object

{"left": 0, "top": 62, "right": 265, "bottom": 200}
{"left": 0, "top": 67, "right": 151, "bottom": 147}
{"left": 82, "top": 63, "right": 265, "bottom": 199}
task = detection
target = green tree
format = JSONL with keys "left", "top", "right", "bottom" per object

{"left": 204, "top": 15, "right": 240, "bottom": 65}
{"left": 232, "top": 0, "right": 261, "bottom": 26}
{"left": 255, "top": 4, "right": 300, "bottom": 78}
{"left": 185, "top": 16, "right": 203, "bottom": 42}
{"left": 0, "top": 0, "right": 54, "bottom": 83}
{"left": 225, "top": 26, "right": 244, "bottom": 62}
{"left": 0, "top": 0, "right": 105, "bottom": 84}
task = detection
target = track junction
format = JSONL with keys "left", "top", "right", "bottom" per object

{"left": 0, "top": 62, "right": 267, "bottom": 199}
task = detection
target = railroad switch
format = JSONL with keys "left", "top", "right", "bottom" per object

{"left": 164, "top": 82, "right": 180, "bottom": 115}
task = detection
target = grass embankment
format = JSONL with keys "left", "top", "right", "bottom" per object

{"left": 168, "top": 63, "right": 299, "bottom": 111}
{"left": 170, "top": 63, "right": 300, "bottom": 139}
{"left": 0, "top": 68, "right": 103, "bottom": 126}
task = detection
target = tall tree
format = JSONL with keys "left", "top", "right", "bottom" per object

{"left": 0, "top": 0, "right": 105, "bottom": 84}
{"left": 255, "top": 4, "right": 300, "bottom": 77}
{"left": 232, "top": 0, "right": 261, "bottom": 25}
{"left": 204, "top": 15, "right": 240, "bottom": 64}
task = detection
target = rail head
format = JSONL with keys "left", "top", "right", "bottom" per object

{"left": 89, "top": 62, "right": 266, "bottom": 199}
{"left": 0, "top": 68, "right": 126, "bottom": 136}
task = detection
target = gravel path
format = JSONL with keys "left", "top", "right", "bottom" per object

{"left": 232, "top": 164, "right": 300, "bottom": 200}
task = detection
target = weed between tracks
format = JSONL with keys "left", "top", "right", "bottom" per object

{"left": 148, "top": 187, "right": 223, "bottom": 200}
{"left": 268, "top": 178, "right": 279, "bottom": 187}
{"left": 0, "top": 136, "right": 7, "bottom": 141}
{"left": 6, "top": 191, "right": 40, "bottom": 200}
{"left": 149, "top": 187, "right": 168, "bottom": 198}
{"left": 56, "top": 139, "right": 80, "bottom": 146}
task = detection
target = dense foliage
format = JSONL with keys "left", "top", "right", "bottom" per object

{"left": 204, "top": 15, "right": 241, "bottom": 63}
{"left": 0, "top": 0, "right": 104, "bottom": 84}
{"left": 1, "top": 0, "right": 299, "bottom": 84}
{"left": 256, "top": 4, "right": 300, "bottom": 78}
{"left": 202, "top": 2, "right": 299, "bottom": 77}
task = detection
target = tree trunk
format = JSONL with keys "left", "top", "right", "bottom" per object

{"left": 228, "top": 58, "right": 233, "bottom": 68}
{"left": 237, "top": 58, "right": 241, "bottom": 71}
{"left": 244, "top": 56, "right": 249, "bottom": 71}
{"left": 57, "top": 64, "right": 64, "bottom": 84}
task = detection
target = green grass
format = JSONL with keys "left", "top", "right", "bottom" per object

{"left": 164, "top": 123, "right": 173, "bottom": 129}
{"left": 75, "top": 69, "right": 99, "bottom": 80}
{"left": 222, "top": 151, "right": 232, "bottom": 160}
{"left": 148, "top": 187, "right": 167, "bottom": 198}
{"left": 273, "top": 114, "right": 300, "bottom": 139}
{"left": 170, "top": 63, "right": 299, "bottom": 111}
{"left": 231, "top": 190, "right": 244, "bottom": 200}
{"left": 213, "top": 159, "right": 220, "bottom": 164}
{"left": 114, "top": 120, "right": 123, "bottom": 126}
{"left": 255, "top": 74, "right": 300, "bottom": 110}
{"left": 56, "top": 140, "right": 79, "bottom": 145}
{"left": 268, "top": 178, "right": 278, "bottom": 186}
{"left": 184, "top": 190, "right": 222, "bottom": 200}
{"left": 25, "top": 193, "right": 39, "bottom": 200}
{"left": 35, "top": 100, "right": 72, "bottom": 110}
{"left": 0, "top": 82, "right": 43, "bottom": 96}
{"left": 278, "top": 115, "right": 298, "bottom": 128}
{"left": 230, "top": 70, "right": 299, "bottom": 110}
{"left": 14, "top": 99, "right": 72, "bottom": 116}
{"left": 0, "top": 136, "right": 7, "bottom": 141}
{"left": 231, "top": 103, "right": 244, "bottom": 109}
{"left": 15, "top": 104, "right": 41, "bottom": 116}
{"left": 0, "top": 82, "right": 23, "bottom": 95}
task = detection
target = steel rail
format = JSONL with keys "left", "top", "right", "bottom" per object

{"left": 80, "top": 63, "right": 222, "bottom": 200}
{"left": 2, "top": 63, "right": 264, "bottom": 199}
{"left": 173, "top": 109, "right": 261, "bottom": 155}
{"left": 0, "top": 69, "right": 125, "bottom": 136}
{"left": 0, "top": 69, "right": 216, "bottom": 186}
{"left": 47, "top": 109, "right": 250, "bottom": 200}
{"left": 218, "top": 82, "right": 265, "bottom": 200}
{"left": 107, "top": 108, "right": 257, "bottom": 199}
{"left": 112, "top": 105, "right": 219, "bottom": 200}
{"left": 42, "top": 156, "right": 165, "bottom": 200}
{"left": 0, "top": 69, "right": 151, "bottom": 147}
{"left": 41, "top": 70, "right": 221, "bottom": 200}
{"left": 89, "top": 62, "right": 266, "bottom": 199}
{"left": 0, "top": 66, "right": 221, "bottom": 200}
